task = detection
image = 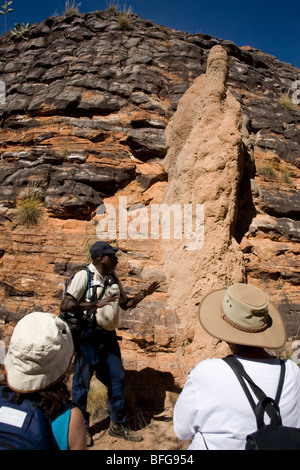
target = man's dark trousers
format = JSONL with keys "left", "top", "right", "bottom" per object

{"left": 72, "top": 328, "right": 127, "bottom": 427}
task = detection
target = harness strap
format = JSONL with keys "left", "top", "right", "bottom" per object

{"left": 222, "top": 355, "right": 285, "bottom": 427}
{"left": 86, "top": 274, "right": 110, "bottom": 326}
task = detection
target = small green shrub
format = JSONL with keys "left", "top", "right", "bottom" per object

{"left": 281, "top": 169, "right": 293, "bottom": 184}
{"left": 260, "top": 163, "right": 277, "bottom": 180}
{"left": 0, "top": 1, "right": 14, "bottom": 33}
{"left": 10, "top": 21, "right": 31, "bottom": 40}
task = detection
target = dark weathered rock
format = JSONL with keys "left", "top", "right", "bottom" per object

{"left": 258, "top": 186, "right": 300, "bottom": 219}
{"left": 44, "top": 179, "right": 103, "bottom": 219}
{"left": 123, "top": 128, "right": 167, "bottom": 161}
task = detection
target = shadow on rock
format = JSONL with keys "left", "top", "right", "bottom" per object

{"left": 89, "top": 367, "right": 181, "bottom": 434}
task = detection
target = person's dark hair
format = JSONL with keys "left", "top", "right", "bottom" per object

{"left": 11, "top": 372, "right": 71, "bottom": 418}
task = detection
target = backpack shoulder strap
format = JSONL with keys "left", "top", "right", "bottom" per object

{"left": 222, "top": 355, "right": 284, "bottom": 427}
{"left": 84, "top": 270, "right": 111, "bottom": 325}
{"left": 275, "top": 359, "right": 286, "bottom": 404}
{"left": 85, "top": 266, "right": 109, "bottom": 302}
{"left": 222, "top": 356, "right": 256, "bottom": 411}
{"left": 86, "top": 265, "right": 92, "bottom": 300}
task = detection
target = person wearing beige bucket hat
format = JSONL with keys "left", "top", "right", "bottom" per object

{"left": 2, "top": 312, "right": 86, "bottom": 450}
{"left": 173, "top": 283, "right": 300, "bottom": 450}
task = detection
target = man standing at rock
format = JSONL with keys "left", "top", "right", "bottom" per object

{"left": 60, "top": 241, "right": 159, "bottom": 446}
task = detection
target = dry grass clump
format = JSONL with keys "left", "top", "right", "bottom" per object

{"left": 117, "top": 13, "right": 132, "bottom": 30}
{"left": 64, "top": 0, "right": 81, "bottom": 16}
{"left": 277, "top": 93, "right": 294, "bottom": 110}
{"left": 107, "top": 2, "right": 133, "bottom": 30}
{"left": 13, "top": 189, "right": 43, "bottom": 227}
{"left": 87, "top": 379, "right": 109, "bottom": 423}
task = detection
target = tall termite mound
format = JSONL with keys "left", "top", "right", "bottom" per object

{"left": 163, "top": 45, "right": 246, "bottom": 363}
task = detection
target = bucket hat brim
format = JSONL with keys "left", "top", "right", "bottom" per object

{"left": 199, "top": 288, "right": 286, "bottom": 349}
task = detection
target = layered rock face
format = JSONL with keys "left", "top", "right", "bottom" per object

{"left": 0, "top": 10, "right": 299, "bottom": 391}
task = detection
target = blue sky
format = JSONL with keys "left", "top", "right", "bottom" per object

{"left": 1, "top": 0, "right": 299, "bottom": 68}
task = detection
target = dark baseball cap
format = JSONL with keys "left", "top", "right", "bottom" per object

{"left": 90, "top": 241, "right": 119, "bottom": 259}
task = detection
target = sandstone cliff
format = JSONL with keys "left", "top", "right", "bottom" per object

{"left": 0, "top": 10, "right": 299, "bottom": 398}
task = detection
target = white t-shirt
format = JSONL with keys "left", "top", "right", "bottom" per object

{"left": 66, "top": 263, "right": 127, "bottom": 331}
{"left": 173, "top": 356, "right": 300, "bottom": 450}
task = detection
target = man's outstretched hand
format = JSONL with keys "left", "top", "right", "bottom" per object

{"left": 121, "top": 281, "right": 161, "bottom": 310}
{"left": 144, "top": 281, "right": 161, "bottom": 297}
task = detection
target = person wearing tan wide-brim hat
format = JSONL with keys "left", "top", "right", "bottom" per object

{"left": 173, "top": 283, "right": 300, "bottom": 450}
{"left": 199, "top": 283, "right": 286, "bottom": 349}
